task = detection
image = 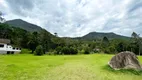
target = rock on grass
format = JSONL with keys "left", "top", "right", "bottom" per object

{"left": 108, "top": 51, "right": 141, "bottom": 70}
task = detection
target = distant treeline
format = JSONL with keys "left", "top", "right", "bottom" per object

{"left": 0, "top": 23, "right": 142, "bottom": 55}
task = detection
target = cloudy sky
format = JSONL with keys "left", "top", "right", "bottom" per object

{"left": 0, "top": 0, "right": 141, "bottom": 37}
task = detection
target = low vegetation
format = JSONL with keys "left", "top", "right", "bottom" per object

{"left": 0, "top": 54, "right": 142, "bottom": 80}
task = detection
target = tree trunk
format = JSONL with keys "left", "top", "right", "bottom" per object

{"left": 139, "top": 47, "right": 140, "bottom": 56}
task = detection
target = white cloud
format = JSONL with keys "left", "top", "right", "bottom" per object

{"left": 0, "top": 0, "right": 142, "bottom": 37}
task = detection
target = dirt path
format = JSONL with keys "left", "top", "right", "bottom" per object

{"left": 44, "top": 60, "right": 96, "bottom": 80}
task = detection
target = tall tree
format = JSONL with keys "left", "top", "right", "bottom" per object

{"left": 20, "top": 32, "right": 30, "bottom": 48}
{"left": 131, "top": 32, "right": 141, "bottom": 55}
{"left": 102, "top": 36, "right": 109, "bottom": 48}
{"left": 28, "top": 32, "right": 39, "bottom": 53}
{"left": 54, "top": 32, "right": 58, "bottom": 37}
{"left": 39, "top": 29, "right": 52, "bottom": 53}
{"left": 101, "top": 36, "right": 110, "bottom": 53}
{"left": 0, "top": 23, "right": 12, "bottom": 38}
{"left": 0, "top": 11, "right": 6, "bottom": 23}
{"left": 131, "top": 32, "right": 139, "bottom": 39}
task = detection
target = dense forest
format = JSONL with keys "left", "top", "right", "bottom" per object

{"left": 0, "top": 23, "right": 142, "bottom": 55}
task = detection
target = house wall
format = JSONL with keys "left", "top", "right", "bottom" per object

{"left": 0, "top": 43, "right": 7, "bottom": 54}
{"left": 0, "top": 43, "right": 21, "bottom": 54}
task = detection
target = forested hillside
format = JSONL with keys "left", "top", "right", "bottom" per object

{"left": 0, "top": 23, "right": 141, "bottom": 55}
{"left": 74, "top": 32, "right": 130, "bottom": 41}
{"left": 0, "top": 23, "right": 56, "bottom": 53}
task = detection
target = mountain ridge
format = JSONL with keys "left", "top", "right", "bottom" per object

{"left": 5, "top": 19, "right": 43, "bottom": 32}
{"left": 5, "top": 19, "right": 130, "bottom": 40}
{"left": 73, "top": 31, "right": 130, "bottom": 40}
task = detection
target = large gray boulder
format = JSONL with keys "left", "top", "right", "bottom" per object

{"left": 108, "top": 51, "right": 141, "bottom": 70}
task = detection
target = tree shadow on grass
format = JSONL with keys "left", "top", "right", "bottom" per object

{"left": 103, "top": 65, "right": 142, "bottom": 75}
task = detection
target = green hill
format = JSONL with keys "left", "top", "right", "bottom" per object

{"left": 6, "top": 19, "right": 43, "bottom": 32}
{"left": 74, "top": 32, "right": 130, "bottom": 40}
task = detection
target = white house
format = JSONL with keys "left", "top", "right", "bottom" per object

{"left": 0, "top": 39, "right": 21, "bottom": 54}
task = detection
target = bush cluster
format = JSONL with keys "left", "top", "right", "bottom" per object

{"left": 34, "top": 45, "right": 44, "bottom": 56}
{"left": 55, "top": 46, "right": 78, "bottom": 55}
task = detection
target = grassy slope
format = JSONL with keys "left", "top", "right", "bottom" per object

{"left": 0, "top": 54, "right": 142, "bottom": 80}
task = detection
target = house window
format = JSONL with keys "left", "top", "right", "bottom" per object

{"left": 0, "top": 44, "right": 4, "bottom": 47}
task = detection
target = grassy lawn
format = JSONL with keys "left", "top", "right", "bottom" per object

{"left": 0, "top": 54, "right": 142, "bottom": 80}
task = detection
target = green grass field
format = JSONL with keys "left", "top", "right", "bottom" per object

{"left": 0, "top": 54, "right": 142, "bottom": 80}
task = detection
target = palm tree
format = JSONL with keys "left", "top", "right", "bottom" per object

{"left": 54, "top": 32, "right": 58, "bottom": 37}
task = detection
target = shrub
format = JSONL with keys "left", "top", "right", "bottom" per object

{"left": 69, "top": 47, "right": 78, "bottom": 55}
{"left": 84, "top": 50, "right": 90, "bottom": 54}
{"left": 61, "top": 47, "right": 70, "bottom": 54}
{"left": 55, "top": 46, "right": 62, "bottom": 55}
{"left": 20, "top": 49, "right": 31, "bottom": 54}
{"left": 84, "top": 47, "right": 90, "bottom": 54}
{"left": 104, "top": 48, "right": 110, "bottom": 54}
{"left": 79, "top": 50, "right": 85, "bottom": 54}
{"left": 56, "top": 46, "right": 78, "bottom": 55}
{"left": 34, "top": 45, "right": 44, "bottom": 56}
{"left": 53, "top": 50, "right": 57, "bottom": 55}
{"left": 103, "top": 46, "right": 116, "bottom": 54}
{"left": 93, "top": 48, "right": 101, "bottom": 53}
